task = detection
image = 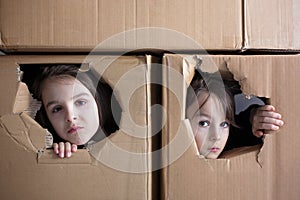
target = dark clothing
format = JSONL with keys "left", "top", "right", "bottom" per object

{"left": 224, "top": 104, "right": 263, "bottom": 151}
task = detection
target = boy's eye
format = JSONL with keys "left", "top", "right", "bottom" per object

{"left": 220, "top": 121, "right": 229, "bottom": 128}
{"left": 75, "top": 99, "right": 87, "bottom": 106}
{"left": 52, "top": 106, "right": 62, "bottom": 113}
{"left": 199, "top": 121, "right": 210, "bottom": 127}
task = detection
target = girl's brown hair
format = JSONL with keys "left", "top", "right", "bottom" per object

{"left": 32, "top": 64, "right": 121, "bottom": 143}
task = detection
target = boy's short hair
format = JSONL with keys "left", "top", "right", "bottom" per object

{"left": 186, "top": 70, "right": 236, "bottom": 127}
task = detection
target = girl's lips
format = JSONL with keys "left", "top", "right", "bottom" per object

{"left": 67, "top": 126, "right": 82, "bottom": 134}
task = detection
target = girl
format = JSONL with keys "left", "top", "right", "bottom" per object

{"left": 186, "top": 71, "right": 284, "bottom": 159}
{"left": 32, "top": 65, "right": 121, "bottom": 158}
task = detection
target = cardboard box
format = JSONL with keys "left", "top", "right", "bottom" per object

{"left": 245, "top": 0, "right": 300, "bottom": 50}
{"left": 0, "top": 55, "right": 153, "bottom": 200}
{"left": 161, "top": 54, "right": 300, "bottom": 199}
{"left": 1, "top": 0, "right": 299, "bottom": 52}
{"left": 0, "top": 0, "right": 242, "bottom": 52}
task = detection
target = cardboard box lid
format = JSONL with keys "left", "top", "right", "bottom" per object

{"left": 161, "top": 54, "right": 300, "bottom": 200}
{"left": 1, "top": 0, "right": 299, "bottom": 52}
{"left": 0, "top": 55, "right": 152, "bottom": 200}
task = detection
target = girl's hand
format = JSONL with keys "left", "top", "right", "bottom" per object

{"left": 53, "top": 142, "right": 77, "bottom": 158}
{"left": 251, "top": 105, "right": 284, "bottom": 137}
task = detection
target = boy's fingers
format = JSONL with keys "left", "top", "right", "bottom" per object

{"left": 258, "top": 111, "right": 281, "bottom": 119}
{"left": 255, "top": 122, "right": 280, "bottom": 131}
{"left": 256, "top": 116, "right": 284, "bottom": 126}
{"left": 253, "top": 130, "right": 264, "bottom": 138}
{"left": 259, "top": 105, "right": 275, "bottom": 112}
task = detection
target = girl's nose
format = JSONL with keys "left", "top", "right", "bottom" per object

{"left": 65, "top": 107, "right": 77, "bottom": 122}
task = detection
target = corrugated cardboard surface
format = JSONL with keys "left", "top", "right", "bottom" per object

{"left": 162, "top": 54, "right": 300, "bottom": 200}
{"left": 0, "top": 55, "right": 152, "bottom": 200}
{"left": 0, "top": 0, "right": 242, "bottom": 51}
{"left": 245, "top": 0, "right": 300, "bottom": 50}
{"left": 1, "top": 0, "right": 300, "bottom": 52}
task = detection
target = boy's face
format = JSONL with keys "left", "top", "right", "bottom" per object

{"left": 42, "top": 76, "right": 100, "bottom": 145}
{"left": 187, "top": 93, "right": 230, "bottom": 159}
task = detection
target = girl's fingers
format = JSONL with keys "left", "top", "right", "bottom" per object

{"left": 53, "top": 142, "right": 78, "bottom": 158}
{"left": 65, "top": 142, "right": 71, "bottom": 158}
{"left": 59, "top": 142, "right": 65, "bottom": 158}
{"left": 71, "top": 144, "right": 78, "bottom": 152}
{"left": 53, "top": 143, "right": 59, "bottom": 154}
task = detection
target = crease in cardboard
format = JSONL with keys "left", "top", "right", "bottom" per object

{"left": 0, "top": 31, "right": 3, "bottom": 47}
{"left": 22, "top": 113, "right": 48, "bottom": 151}
{"left": 241, "top": 0, "right": 248, "bottom": 51}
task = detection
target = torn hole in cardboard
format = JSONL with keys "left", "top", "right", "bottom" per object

{"left": 183, "top": 55, "right": 265, "bottom": 161}
{"left": 18, "top": 63, "right": 123, "bottom": 164}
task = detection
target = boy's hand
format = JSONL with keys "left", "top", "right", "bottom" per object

{"left": 251, "top": 105, "right": 284, "bottom": 137}
{"left": 53, "top": 142, "right": 77, "bottom": 158}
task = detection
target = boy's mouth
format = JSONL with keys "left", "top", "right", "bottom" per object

{"left": 209, "top": 147, "right": 220, "bottom": 153}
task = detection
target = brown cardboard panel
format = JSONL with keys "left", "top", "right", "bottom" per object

{"left": 0, "top": 55, "right": 151, "bottom": 200}
{"left": 0, "top": 0, "right": 98, "bottom": 50}
{"left": 0, "top": 0, "right": 242, "bottom": 51}
{"left": 138, "top": 0, "right": 242, "bottom": 51}
{"left": 162, "top": 54, "right": 300, "bottom": 200}
{"left": 245, "top": 0, "right": 300, "bottom": 50}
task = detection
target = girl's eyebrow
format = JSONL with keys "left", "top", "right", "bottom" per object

{"left": 46, "top": 93, "right": 90, "bottom": 108}
{"left": 46, "top": 100, "right": 59, "bottom": 108}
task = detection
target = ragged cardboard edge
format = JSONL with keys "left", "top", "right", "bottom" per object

{"left": 214, "top": 59, "right": 267, "bottom": 167}
{"left": 0, "top": 75, "right": 49, "bottom": 154}
{"left": 13, "top": 81, "right": 41, "bottom": 118}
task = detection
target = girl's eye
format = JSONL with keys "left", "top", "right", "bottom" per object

{"left": 52, "top": 106, "right": 62, "bottom": 113}
{"left": 220, "top": 121, "right": 229, "bottom": 128}
{"left": 75, "top": 99, "right": 87, "bottom": 106}
{"left": 199, "top": 121, "right": 210, "bottom": 127}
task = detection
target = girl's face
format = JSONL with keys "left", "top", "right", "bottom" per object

{"left": 41, "top": 76, "right": 100, "bottom": 145}
{"left": 187, "top": 92, "right": 230, "bottom": 159}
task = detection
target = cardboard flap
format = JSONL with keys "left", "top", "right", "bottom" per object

{"left": 13, "top": 82, "right": 31, "bottom": 113}
{"left": 13, "top": 81, "right": 41, "bottom": 117}
{"left": 0, "top": 113, "right": 46, "bottom": 152}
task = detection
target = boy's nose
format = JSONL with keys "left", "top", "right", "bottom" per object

{"left": 209, "top": 127, "right": 220, "bottom": 141}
